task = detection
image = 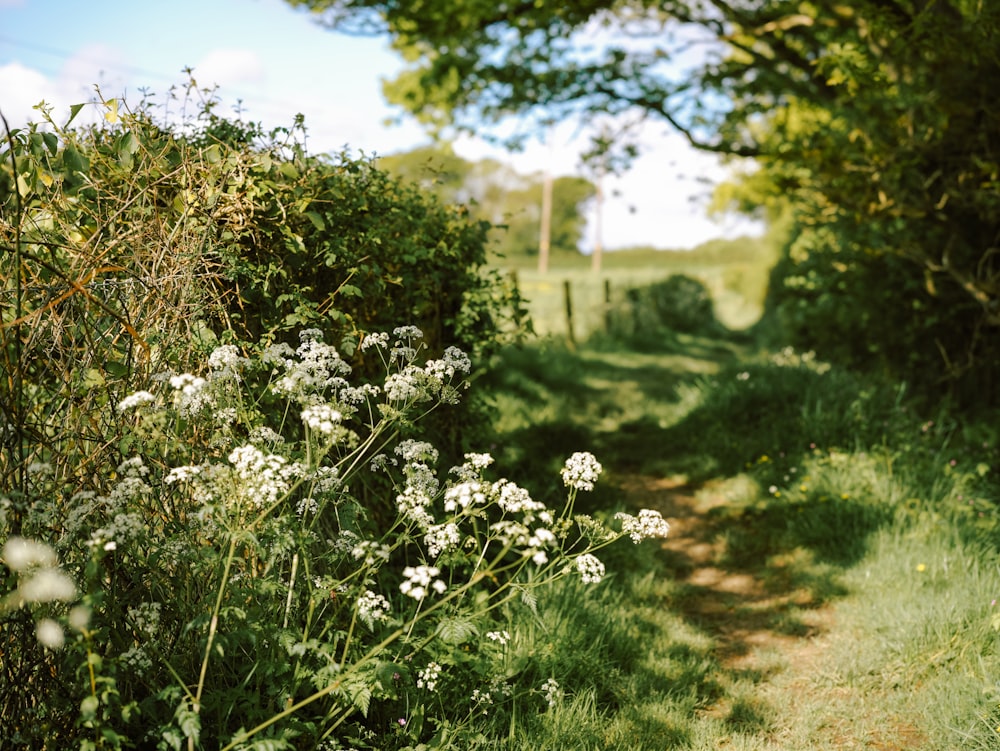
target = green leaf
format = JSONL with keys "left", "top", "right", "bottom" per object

{"left": 63, "top": 146, "right": 89, "bottom": 175}
{"left": 80, "top": 695, "right": 99, "bottom": 721}
{"left": 204, "top": 144, "right": 222, "bottom": 164}
{"left": 175, "top": 700, "right": 201, "bottom": 742}
{"left": 81, "top": 368, "right": 105, "bottom": 389}
{"left": 104, "top": 360, "right": 129, "bottom": 377}
{"left": 66, "top": 102, "right": 86, "bottom": 127}
{"left": 304, "top": 210, "right": 326, "bottom": 231}
{"left": 435, "top": 616, "right": 479, "bottom": 645}
{"left": 41, "top": 131, "right": 58, "bottom": 156}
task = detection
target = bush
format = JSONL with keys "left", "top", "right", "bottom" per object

{"left": 0, "top": 90, "right": 532, "bottom": 748}
{"left": 0, "top": 90, "right": 526, "bottom": 521}
{"left": 606, "top": 274, "right": 725, "bottom": 343}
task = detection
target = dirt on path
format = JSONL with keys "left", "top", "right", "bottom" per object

{"left": 616, "top": 473, "right": 927, "bottom": 751}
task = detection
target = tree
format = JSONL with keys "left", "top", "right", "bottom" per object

{"left": 377, "top": 143, "right": 595, "bottom": 259}
{"left": 286, "top": 0, "right": 1000, "bottom": 397}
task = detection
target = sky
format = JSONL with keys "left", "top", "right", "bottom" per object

{"left": 0, "top": 0, "right": 761, "bottom": 250}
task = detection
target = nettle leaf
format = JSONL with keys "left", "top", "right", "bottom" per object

{"left": 174, "top": 700, "right": 200, "bottom": 743}
{"left": 435, "top": 616, "right": 479, "bottom": 645}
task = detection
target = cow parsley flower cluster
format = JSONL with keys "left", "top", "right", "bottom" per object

{"left": 424, "top": 522, "right": 461, "bottom": 558}
{"left": 560, "top": 451, "right": 603, "bottom": 492}
{"left": 416, "top": 661, "right": 442, "bottom": 691}
{"left": 228, "top": 445, "right": 301, "bottom": 509}
{"left": 269, "top": 329, "right": 352, "bottom": 403}
{"left": 541, "top": 678, "right": 562, "bottom": 709}
{"left": 575, "top": 553, "right": 606, "bottom": 584}
{"left": 356, "top": 589, "right": 391, "bottom": 628}
{"left": 615, "top": 509, "right": 672, "bottom": 544}
{"left": 400, "top": 565, "right": 447, "bottom": 600}
{"left": 117, "top": 390, "right": 155, "bottom": 412}
{"left": 169, "top": 373, "right": 212, "bottom": 416}
{"left": 301, "top": 403, "right": 342, "bottom": 435}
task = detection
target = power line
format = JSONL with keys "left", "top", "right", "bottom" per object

{"left": 0, "top": 33, "right": 337, "bottom": 125}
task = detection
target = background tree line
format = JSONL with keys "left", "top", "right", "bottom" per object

{"left": 377, "top": 142, "right": 596, "bottom": 260}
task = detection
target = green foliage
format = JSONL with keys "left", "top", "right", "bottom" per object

{"left": 606, "top": 274, "right": 726, "bottom": 343}
{"left": 377, "top": 143, "right": 596, "bottom": 259}
{"left": 0, "top": 89, "right": 528, "bottom": 747}
{"left": 293, "top": 0, "right": 1000, "bottom": 398}
{"left": 0, "top": 86, "right": 527, "bottom": 524}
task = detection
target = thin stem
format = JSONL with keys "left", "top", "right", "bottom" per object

{"left": 282, "top": 552, "right": 299, "bottom": 630}
{"left": 192, "top": 534, "right": 239, "bottom": 730}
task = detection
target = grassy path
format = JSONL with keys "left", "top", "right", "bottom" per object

{"left": 619, "top": 473, "right": 925, "bottom": 750}
{"left": 486, "top": 336, "right": 1000, "bottom": 749}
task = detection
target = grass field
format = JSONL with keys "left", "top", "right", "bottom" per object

{"left": 493, "top": 239, "right": 775, "bottom": 340}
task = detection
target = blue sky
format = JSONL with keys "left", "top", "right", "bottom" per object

{"left": 0, "top": 0, "right": 760, "bottom": 249}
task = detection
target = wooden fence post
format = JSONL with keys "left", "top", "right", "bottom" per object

{"left": 604, "top": 278, "right": 612, "bottom": 332}
{"left": 563, "top": 279, "right": 576, "bottom": 348}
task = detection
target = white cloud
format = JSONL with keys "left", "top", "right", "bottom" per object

{"left": 0, "top": 44, "right": 131, "bottom": 129}
{"left": 0, "top": 61, "right": 57, "bottom": 126}
{"left": 191, "top": 49, "right": 266, "bottom": 89}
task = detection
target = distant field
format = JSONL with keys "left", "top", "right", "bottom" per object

{"left": 494, "top": 244, "right": 774, "bottom": 339}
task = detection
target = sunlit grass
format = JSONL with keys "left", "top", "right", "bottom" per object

{"left": 481, "top": 333, "right": 1000, "bottom": 750}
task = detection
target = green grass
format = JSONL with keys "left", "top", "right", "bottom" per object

{"left": 494, "top": 237, "right": 776, "bottom": 340}
{"left": 478, "top": 332, "right": 1000, "bottom": 750}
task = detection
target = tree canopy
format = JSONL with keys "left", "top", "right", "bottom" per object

{"left": 287, "top": 0, "right": 1000, "bottom": 399}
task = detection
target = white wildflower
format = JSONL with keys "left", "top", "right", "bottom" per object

{"left": 360, "top": 331, "right": 389, "bottom": 350}
{"left": 301, "top": 403, "right": 342, "bottom": 435}
{"left": 228, "top": 444, "right": 297, "bottom": 508}
{"left": 351, "top": 541, "right": 390, "bottom": 567}
{"left": 117, "top": 390, "right": 155, "bottom": 412}
{"left": 561, "top": 452, "right": 603, "bottom": 492}
{"left": 207, "top": 344, "right": 246, "bottom": 375}
{"left": 486, "top": 630, "right": 511, "bottom": 646}
{"left": 444, "top": 481, "right": 486, "bottom": 512}
{"left": 541, "top": 678, "right": 562, "bottom": 708}
{"left": 2, "top": 537, "right": 57, "bottom": 571}
{"left": 615, "top": 509, "right": 671, "bottom": 544}
{"left": 417, "top": 661, "right": 442, "bottom": 691}
{"left": 165, "top": 465, "right": 203, "bottom": 484}
{"left": 492, "top": 479, "right": 544, "bottom": 515}
{"left": 393, "top": 325, "right": 423, "bottom": 340}
{"left": 400, "top": 565, "right": 446, "bottom": 600}
{"left": 169, "top": 373, "right": 211, "bottom": 415}
{"left": 35, "top": 619, "right": 65, "bottom": 649}
{"left": 424, "top": 523, "right": 461, "bottom": 558}
{"left": 384, "top": 369, "right": 425, "bottom": 402}
{"left": 17, "top": 568, "right": 77, "bottom": 603}
{"left": 424, "top": 347, "right": 471, "bottom": 381}
{"left": 396, "top": 439, "right": 439, "bottom": 464}
{"left": 575, "top": 553, "right": 605, "bottom": 584}
{"left": 127, "top": 602, "right": 162, "bottom": 638}
{"left": 357, "top": 589, "right": 391, "bottom": 627}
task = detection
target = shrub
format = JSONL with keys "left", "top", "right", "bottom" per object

{"left": 606, "top": 274, "right": 725, "bottom": 343}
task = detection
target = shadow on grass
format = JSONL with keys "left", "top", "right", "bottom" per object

{"left": 480, "top": 334, "right": 914, "bottom": 746}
